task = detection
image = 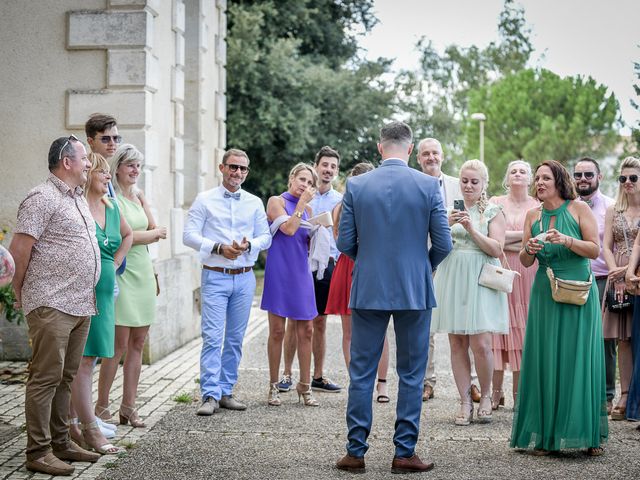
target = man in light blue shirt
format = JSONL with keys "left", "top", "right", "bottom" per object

{"left": 183, "top": 149, "right": 271, "bottom": 415}
{"left": 278, "top": 146, "right": 343, "bottom": 394}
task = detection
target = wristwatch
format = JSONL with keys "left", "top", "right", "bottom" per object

{"left": 293, "top": 210, "right": 303, "bottom": 218}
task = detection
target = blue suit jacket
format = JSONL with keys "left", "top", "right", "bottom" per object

{"left": 337, "top": 159, "right": 452, "bottom": 310}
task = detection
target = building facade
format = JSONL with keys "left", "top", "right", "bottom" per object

{"left": 0, "top": 0, "right": 227, "bottom": 362}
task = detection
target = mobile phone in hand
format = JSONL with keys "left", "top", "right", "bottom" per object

{"left": 453, "top": 199, "right": 465, "bottom": 211}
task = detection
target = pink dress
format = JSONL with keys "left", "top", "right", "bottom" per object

{"left": 491, "top": 195, "right": 539, "bottom": 371}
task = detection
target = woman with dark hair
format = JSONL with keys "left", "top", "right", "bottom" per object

{"left": 511, "top": 160, "right": 608, "bottom": 455}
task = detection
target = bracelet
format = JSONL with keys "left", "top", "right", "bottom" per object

{"left": 524, "top": 245, "right": 534, "bottom": 255}
{"left": 565, "top": 236, "right": 574, "bottom": 248}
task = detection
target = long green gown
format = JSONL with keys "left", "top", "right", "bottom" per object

{"left": 84, "top": 201, "right": 122, "bottom": 358}
{"left": 510, "top": 200, "right": 608, "bottom": 451}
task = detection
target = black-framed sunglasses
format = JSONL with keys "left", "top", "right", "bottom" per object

{"left": 99, "top": 135, "right": 122, "bottom": 144}
{"left": 573, "top": 171, "right": 595, "bottom": 180}
{"left": 225, "top": 164, "right": 250, "bottom": 173}
{"left": 58, "top": 134, "right": 79, "bottom": 160}
{"left": 619, "top": 175, "right": 639, "bottom": 184}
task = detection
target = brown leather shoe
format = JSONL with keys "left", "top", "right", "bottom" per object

{"left": 26, "top": 452, "right": 75, "bottom": 476}
{"left": 470, "top": 384, "right": 481, "bottom": 403}
{"left": 336, "top": 454, "right": 365, "bottom": 473}
{"left": 422, "top": 384, "right": 434, "bottom": 402}
{"left": 53, "top": 440, "right": 101, "bottom": 463}
{"left": 391, "top": 454, "right": 434, "bottom": 474}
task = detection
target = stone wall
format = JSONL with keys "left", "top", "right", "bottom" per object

{"left": 0, "top": 0, "right": 226, "bottom": 362}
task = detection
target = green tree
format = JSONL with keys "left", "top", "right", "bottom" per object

{"left": 226, "top": 0, "right": 394, "bottom": 199}
{"left": 631, "top": 47, "right": 640, "bottom": 151}
{"left": 398, "top": 0, "right": 533, "bottom": 170}
{"left": 464, "top": 68, "right": 620, "bottom": 194}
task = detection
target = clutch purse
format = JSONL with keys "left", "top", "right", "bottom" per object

{"left": 478, "top": 255, "right": 520, "bottom": 293}
{"left": 546, "top": 266, "right": 591, "bottom": 306}
{"left": 605, "top": 284, "right": 632, "bottom": 312}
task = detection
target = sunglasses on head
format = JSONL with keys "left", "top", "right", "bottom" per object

{"left": 573, "top": 171, "right": 595, "bottom": 180}
{"left": 619, "top": 175, "right": 639, "bottom": 184}
{"left": 98, "top": 135, "right": 122, "bottom": 144}
{"left": 58, "top": 134, "right": 79, "bottom": 160}
{"left": 225, "top": 164, "right": 250, "bottom": 173}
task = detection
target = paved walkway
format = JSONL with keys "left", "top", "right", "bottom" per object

{"left": 1, "top": 302, "right": 639, "bottom": 478}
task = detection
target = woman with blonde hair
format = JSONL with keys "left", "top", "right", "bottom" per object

{"left": 69, "top": 153, "right": 132, "bottom": 454}
{"left": 489, "top": 160, "right": 539, "bottom": 409}
{"left": 432, "top": 159, "right": 509, "bottom": 425}
{"left": 94, "top": 144, "right": 167, "bottom": 427}
{"left": 262, "top": 163, "right": 320, "bottom": 407}
{"left": 603, "top": 156, "right": 640, "bottom": 420}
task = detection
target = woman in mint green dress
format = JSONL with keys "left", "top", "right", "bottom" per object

{"left": 512, "top": 160, "right": 608, "bottom": 455}
{"left": 95, "top": 144, "right": 167, "bottom": 428}
{"left": 70, "top": 153, "right": 132, "bottom": 454}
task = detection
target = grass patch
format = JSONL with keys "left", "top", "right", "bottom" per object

{"left": 119, "top": 440, "right": 136, "bottom": 450}
{"left": 194, "top": 377, "right": 200, "bottom": 384}
{"left": 254, "top": 268, "right": 265, "bottom": 297}
{"left": 174, "top": 391, "right": 195, "bottom": 403}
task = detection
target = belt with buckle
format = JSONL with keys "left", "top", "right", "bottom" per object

{"left": 203, "top": 265, "right": 253, "bottom": 275}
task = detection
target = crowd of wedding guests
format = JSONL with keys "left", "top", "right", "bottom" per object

{"left": 6, "top": 114, "right": 640, "bottom": 474}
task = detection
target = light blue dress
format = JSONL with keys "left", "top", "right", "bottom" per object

{"left": 432, "top": 203, "right": 509, "bottom": 334}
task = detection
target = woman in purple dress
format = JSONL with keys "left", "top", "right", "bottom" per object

{"left": 262, "top": 163, "right": 319, "bottom": 407}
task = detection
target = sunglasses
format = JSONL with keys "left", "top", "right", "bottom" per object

{"left": 573, "top": 171, "right": 595, "bottom": 180}
{"left": 98, "top": 135, "right": 122, "bottom": 144}
{"left": 58, "top": 134, "right": 79, "bottom": 160}
{"left": 225, "top": 164, "right": 250, "bottom": 173}
{"left": 619, "top": 175, "right": 639, "bottom": 184}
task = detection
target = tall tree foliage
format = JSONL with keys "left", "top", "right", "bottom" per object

{"left": 397, "top": 0, "right": 533, "bottom": 169}
{"left": 465, "top": 69, "right": 620, "bottom": 195}
{"left": 226, "top": 0, "right": 395, "bottom": 199}
{"left": 632, "top": 47, "right": 640, "bottom": 151}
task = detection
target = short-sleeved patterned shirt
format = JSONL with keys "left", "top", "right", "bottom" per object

{"left": 15, "top": 173, "right": 101, "bottom": 316}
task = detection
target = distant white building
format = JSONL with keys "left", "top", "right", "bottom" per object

{"left": 0, "top": 0, "right": 227, "bottom": 362}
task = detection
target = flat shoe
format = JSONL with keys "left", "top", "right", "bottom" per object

{"left": 26, "top": 452, "right": 75, "bottom": 476}
{"left": 53, "top": 441, "right": 101, "bottom": 463}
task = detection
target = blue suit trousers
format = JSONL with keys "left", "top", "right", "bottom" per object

{"left": 200, "top": 269, "right": 256, "bottom": 400}
{"left": 346, "top": 309, "right": 431, "bottom": 458}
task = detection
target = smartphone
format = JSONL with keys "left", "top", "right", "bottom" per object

{"left": 453, "top": 199, "right": 465, "bottom": 211}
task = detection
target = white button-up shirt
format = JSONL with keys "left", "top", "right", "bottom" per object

{"left": 310, "top": 187, "right": 343, "bottom": 260}
{"left": 183, "top": 186, "right": 271, "bottom": 267}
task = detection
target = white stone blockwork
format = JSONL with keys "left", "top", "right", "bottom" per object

{"left": 199, "top": 147, "right": 209, "bottom": 176}
{"left": 170, "top": 207, "right": 189, "bottom": 254}
{"left": 214, "top": 147, "right": 225, "bottom": 178}
{"left": 218, "top": 121, "right": 226, "bottom": 150}
{"left": 68, "top": 11, "right": 150, "bottom": 49}
{"left": 121, "top": 129, "right": 159, "bottom": 168}
{"left": 109, "top": 0, "right": 145, "bottom": 6}
{"left": 216, "top": 0, "right": 227, "bottom": 12}
{"left": 172, "top": 0, "right": 185, "bottom": 33}
{"left": 171, "top": 136, "right": 185, "bottom": 172}
{"left": 215, "top": 34, "right": 226, "bottom": 66}
{"left": 172, "top": 67, "right": 185, "bottom": 102}
{"left": 215, "top": 92, "right": 226, "bottom": 121}
{"left": 67, "top": 90, "right": 151, "bottom": 128}
{"left": 108, "top": 50, "right": 147, "bottom": 87}
{"left": 174, "top": 171, "right": 185, "bottom": 207}
{"left": 175, "top": 102, "right": 184, "bottom": 136}
{"left": 200, "top": 21, "right": 209, "bottom": 52}
{"left": 175, "top": 32, "right": 185, "bottom": 67}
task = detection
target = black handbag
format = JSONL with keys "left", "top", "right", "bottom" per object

{"left": 605, "top": 284, "right": 632, "bottom": 312}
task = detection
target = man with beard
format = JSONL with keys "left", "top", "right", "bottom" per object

{"left": 573, "top": 157, "right": 615, "bottom": 413}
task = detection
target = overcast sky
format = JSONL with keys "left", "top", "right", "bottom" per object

{"left": 358, "top": 0, "right": 639, "bottom": 133}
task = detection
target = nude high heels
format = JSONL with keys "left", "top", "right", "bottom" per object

{"left": 296, "top": 382, "right": 319, "bottom": 407}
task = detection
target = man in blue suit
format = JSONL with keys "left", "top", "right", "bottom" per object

{"left": 335, "top": 122, "right": 452, "bottom": 474}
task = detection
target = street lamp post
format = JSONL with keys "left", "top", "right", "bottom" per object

{"left": 471, "top": 112, "right": 486, "bottom": 163}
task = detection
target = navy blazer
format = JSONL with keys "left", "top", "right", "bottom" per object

{"left": 337, "top": 159, "right": 452, "bottom": 310}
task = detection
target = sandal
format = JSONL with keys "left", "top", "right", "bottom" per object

{"left": 531, "top": 449, "right": 550, "bottom": 456}
{"left": 295, "top": 382, "right": 319, "bottom": 407}
{"left": 119, "top": 404, "right": 146, "bottom": 428}
{"left": 81, "top": 421, "right": 124, "bottom": 455}
{"left": 476, "top": 395, "right": 493, "bottom": 423}
{"left": 586, "top": 446, "right": 604, "bottom": 457}
{"left": 611, "top": 391, "right": 628, "bottom": 421}
{"left": 94, "top": 404, "right": 114, "bottom": 423}
{"left": 376, "top": 379, "right": 390, "bottom": 403}
{"left": 268, "top": 383, "right": 281, "bottom": 406}
{"left": 491, "top": 389, "right": 505, "bottom": 410}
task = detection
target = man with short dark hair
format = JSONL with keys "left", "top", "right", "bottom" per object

{"left": 277, "top": 146, "right": 343, "bottom": 393}
{"left": 10, "top": 136, "right": 102, "bottom": 475}
{"left": 573, "top": 157, "right": 615, "bottom": 412}
{"left": 336, "top": 122, "right": 451, "bottom": 473}
{"left": 184, "top": 148, "right": 271, "bottom": 415}
{"left": 85, "top": 113, "right": 121, "bottom": 160}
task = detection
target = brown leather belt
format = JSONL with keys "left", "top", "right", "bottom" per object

{"left": 203, "top": 265, "right": 253, "bottom": 275}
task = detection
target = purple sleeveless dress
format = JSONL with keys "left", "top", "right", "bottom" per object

{"left": 261, "top": 192, "right": 318, "bottom": 320}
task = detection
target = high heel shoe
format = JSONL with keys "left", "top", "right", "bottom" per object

{"left": 476, "top": 395, "right": 493, "bottom": 423}
{"left": 119, "top": 404, "right": 146, "bottom": 428}
{"left": 376, "top": 378, "right": 390, "bottom": 403}
{"left": 491, "top": 389, "right": 505, "bottom": 410}
{"left": 268, "top": 383, "right": 281, "bottom": 406}
{"left": 296, "top": 382, "right": 319, "bottom": 407}
{"left": 611, "top": 391, "right": 628, "bottom": 421}
{"left": 94, "top": 404, "right": 114, "bottom": 423}
{"left": 454, "top": 399, "right": 473, "bottom": 426}
{"left": 80, "top": 421, "right": 123, "bottom": 455}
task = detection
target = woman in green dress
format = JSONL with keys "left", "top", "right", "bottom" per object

{"left": 70, "top": 153, "right": 132, "bottom": 454}
{"left": 512, "top": 160, "right": 608, "bottom": 455}
{"left": 95, "top": 144, "right": 167, "bottom": 428}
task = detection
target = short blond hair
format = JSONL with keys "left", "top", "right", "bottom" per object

{"left": 110, "top": 144, "right": 144, "bottom": 194}
{"left": 288, "top": 163, "right": 318, "bottom": 189}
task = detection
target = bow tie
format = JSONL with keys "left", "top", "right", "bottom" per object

{"left": 224, "top": 191, "right": 241, "bottom": 200}
{"left": 584, "top": 198, "right": 593, "bottom": 208}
